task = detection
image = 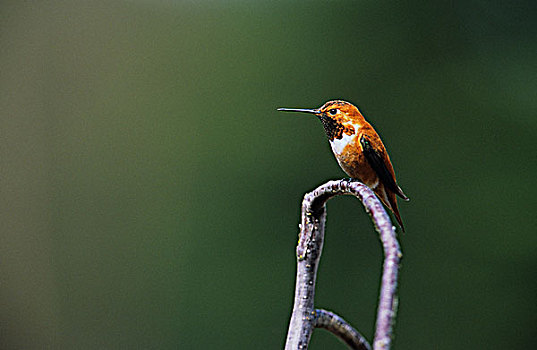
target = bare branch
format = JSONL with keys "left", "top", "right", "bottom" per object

{"left": 314, "top": 309, "right": 371, "bottom": 350}
{"left": 284, "top": 179, "right": 402, "bottom": 350}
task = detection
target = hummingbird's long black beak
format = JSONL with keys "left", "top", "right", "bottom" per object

{"left": 277, "top": 107, "right": 319, "bottom": 115}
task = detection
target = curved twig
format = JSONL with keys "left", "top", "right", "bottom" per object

{"left": 314, "top": 309, "right": 371, "bottom": 350}
{"left": 284, "top": 179, "right": 402, "bottom": 350}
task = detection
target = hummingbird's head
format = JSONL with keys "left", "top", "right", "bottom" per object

{"left": 277, "top": 100, "right": 364, "bottom": 141}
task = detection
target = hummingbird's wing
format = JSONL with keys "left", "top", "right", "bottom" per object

{"left": 360, "top": 134, "right": 409, "bottom": 201}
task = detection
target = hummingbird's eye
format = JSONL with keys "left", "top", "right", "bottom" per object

{"left": 328, "top": 109, "right": 338, "bottom": 115}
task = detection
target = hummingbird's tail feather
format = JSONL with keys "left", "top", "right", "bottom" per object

{"left": 390, "top": 204, "right": 405, "bottom": 233}
{"left": 374, "top": 184, "right": 405, "bottom": 232}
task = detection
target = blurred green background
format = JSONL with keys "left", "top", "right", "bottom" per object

{"left": 1, "top": 1, "right": 536, "bottom": 349}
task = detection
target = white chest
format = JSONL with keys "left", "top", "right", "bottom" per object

{"left": 329, "top": 123, "right": 360, "bottom": 155}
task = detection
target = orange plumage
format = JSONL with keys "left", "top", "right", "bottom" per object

{"left": 278, "top": 100, "right": 409, "bottom": 231}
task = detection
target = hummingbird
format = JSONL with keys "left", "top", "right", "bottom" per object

{"left": 278, "top": 100, "right": 409, "bottom": 231}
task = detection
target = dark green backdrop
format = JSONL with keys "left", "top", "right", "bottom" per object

{"left": 1, "top": 1, "right": 535, "bottom": 349}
